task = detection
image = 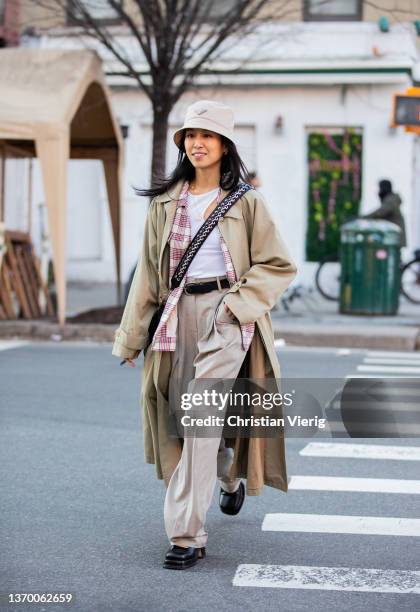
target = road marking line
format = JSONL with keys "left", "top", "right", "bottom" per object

{"left": 344, "top": 374, "right": 419, "bottom": 380}
{"left": 300, "top": 442, "right": 420, "bottom": 461}
{"left": 329, "top": 400, "right": 420, "bottom": 412}
{"left": 339, "top": 385, "right": 420, "bottom": 398}
{"left": 336, "top": 348, "right": 352, "bottom": 355}
{"left": 0, "top": 341, "right": 29, "bottom": 351}
{"left": 357, "top": 365, "right": 420, "bottom": 374}
{"left": 262, "top": 513, "right": 420, "bottom": 537}
{"left": 345, "top": 374, "right": 418, "bottom": 379}
{"left": 274, "top": 338, "right": 286, "bottom": 347}
{"left": 288, "top": 475, "right": 420, "bottom": 494}
{"left": 364, "top": 358, "right": 420, "bottom": 366}
{"left": 232, "top": 564, "right": 420, "bottom": 593}
{"left": 326, "top": 422, "right": 420, "bottom": 436}
{"left": 367, "top": 351, "right": 420, "bottom": 360}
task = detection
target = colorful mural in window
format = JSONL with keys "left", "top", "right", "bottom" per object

{"left": 306, "top": 128, "right": 363, "bottom": 261}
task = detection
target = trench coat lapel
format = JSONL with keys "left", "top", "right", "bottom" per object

{"left": 158, "top": 200, "right": 177, "bottom": 275}
{"left": 156, "top": 181, "right": 184, "bottom": 276}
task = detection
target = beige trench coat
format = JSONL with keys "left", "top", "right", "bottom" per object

{"left": 112, "top": 180, "right": 297, "bottom": 495}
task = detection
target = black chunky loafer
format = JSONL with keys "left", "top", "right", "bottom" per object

{"left": 219, "top": 481, "right": 245, "bottom": 516}
{"left": 163, "top": 545, "right": 206, "bottom": 570}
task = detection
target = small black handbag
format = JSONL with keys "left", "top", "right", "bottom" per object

{"left": 144, "top": 300, "right": 166, "bottom": 354}
{"left": 142, "top": 182, "right": 252, "bottom": 356}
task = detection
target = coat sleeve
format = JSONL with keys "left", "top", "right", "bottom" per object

{"left": 112, "top": 199, "right": 159, "bottom": 360}
{"left": 223, "top": 192, "right": 297, "bottom": 325}
{"left": 363, "top": 201, "right": 394, "bottom": 220}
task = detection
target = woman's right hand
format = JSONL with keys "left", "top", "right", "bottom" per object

{"left": 120, "top": 358, "right": 136, "bottom": 368}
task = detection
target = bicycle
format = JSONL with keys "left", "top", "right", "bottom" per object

{"left": 400, "top": 249, "right": 420, "bottom": 303}
{"left": 315, "top": 248, "right": 420, "bottom": 304}
{"left": 279, "top": 284, "right": 317, "bottom": 312}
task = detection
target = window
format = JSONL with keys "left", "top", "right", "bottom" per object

{"left": 303, "top": 0, "right": 362, "bottom": 22}
{"left": 67, "top": 0, "right": 124, "bottom": 26}
{"left": 200, "top": 0, "right": 240, "bottom": 22}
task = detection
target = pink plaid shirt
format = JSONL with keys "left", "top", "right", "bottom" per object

{"left": 151, "top": 181, "right": 255, "bottom": 352}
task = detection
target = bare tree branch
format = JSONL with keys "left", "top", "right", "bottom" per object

{"left": 25, "top": 0, "right": 416, "bottom": 184}
{"left": 65, "top": 0, "right": 152, "bottom": 96}
{"left": 107, "top": 0, "right": 155, "bottom": 73}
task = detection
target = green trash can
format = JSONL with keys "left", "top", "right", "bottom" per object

{"left": 339, "top": 219, "right": 401, "bottom": 315}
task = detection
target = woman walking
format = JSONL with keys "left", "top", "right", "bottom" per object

{"left": 112, "top": 100, "right": 297, "bottom": 570}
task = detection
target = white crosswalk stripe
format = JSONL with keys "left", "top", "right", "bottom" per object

{"left": 288, "top": 475, "right": 420, "bottom": 494}
{"left": 357, "top": 364, "right": 420, "bottom": 374}
{"left": 0, "top": 340, "right": 29, "bottom": 351}
{"left": 345, "top": 374, "right": 414, "bottom": 379}
{"left": 336, "top": 366, "right": 420, "bottom": 435}
{"left": 346, "top": 350, "right": 420, "bottom": 378}
{"left": 328, "top": 400, "right": 419, "bottom": 411}
{"left": 364, "top": 357, "right": 420, "bottom": 366}
{"left": 233, "top": 564, "right": 420, "bottom": 593}
{"left": 300, "top": 442, "right": 420, "bottom": 461}
{"left": 343, "top": 387, "right": 419, "bottom": 398}
{"left": 365, "top": 351, "right": 420, "bottom": 360}
{"left": 262, "top": 513, "right": 420, "bottom": 537}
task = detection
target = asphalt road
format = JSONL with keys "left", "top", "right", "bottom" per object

{"left": 0, "top": 341, "right": 419, "bottom": 612}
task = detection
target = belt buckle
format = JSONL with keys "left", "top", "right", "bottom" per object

{"left": 184, "top": 282, "right": 202, "bottom": 295}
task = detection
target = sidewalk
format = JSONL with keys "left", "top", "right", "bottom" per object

{"left": 0, "top": 281, "right": 419, "bottom": 350}
{"left": 270, "top": 288, "right": 420, "bottom": 351}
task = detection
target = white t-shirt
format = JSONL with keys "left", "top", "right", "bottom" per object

{"left": 186, "top": 187, "right": 227, "bottom": 279}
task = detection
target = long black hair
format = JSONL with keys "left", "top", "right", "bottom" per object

{"left": 134, "top": 130, "right": 250, "bottom": 198}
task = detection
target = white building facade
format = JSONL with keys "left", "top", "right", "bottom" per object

{"left": 13, "top": 20, "right": 420, "bottom": 286}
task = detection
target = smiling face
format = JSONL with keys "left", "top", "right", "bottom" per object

{"left": 184, "top": 128, "right": 228, "bottom": 173}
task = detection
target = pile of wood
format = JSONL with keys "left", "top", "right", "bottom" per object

{"left": 0, "top": 230, "right": 55, "bottom": 320}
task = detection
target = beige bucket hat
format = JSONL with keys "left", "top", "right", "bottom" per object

{"left": 173, "top": 100, "right": 235, "bottom": 149}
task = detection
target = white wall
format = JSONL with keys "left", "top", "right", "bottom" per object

{"left": 107, "top": 80, "right": 415, "bottom": 286}
{"left": 5, "top": 78, "right": 415, "bottom": 285}
{"left": 4, "top": 158, "right": 30, "bottom": 232}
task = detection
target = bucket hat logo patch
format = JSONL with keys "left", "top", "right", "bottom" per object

{"left": 172, "top": 100, "right": 235, "bottom": 148}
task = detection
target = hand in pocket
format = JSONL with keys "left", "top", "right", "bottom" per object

{"left": 216, "top": 301, "right": 237, "bottom": 324}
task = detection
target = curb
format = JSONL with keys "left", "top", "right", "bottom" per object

{"left": 0, "top": 321, "right": 115, "bottom": 342}
{"left": 273, "top": 323, "right": 420, "bottom": 351}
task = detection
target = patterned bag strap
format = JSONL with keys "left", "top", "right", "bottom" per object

{"left": 170, "top": 182, "right": 252, "bottom": 290}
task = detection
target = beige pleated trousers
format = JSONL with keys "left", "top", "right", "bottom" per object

{"left": 164, "top": 275, "right": 247, "bottom": 549}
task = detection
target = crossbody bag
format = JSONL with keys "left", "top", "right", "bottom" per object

{"left": 144, "top": 181, "right": 252, "bottom": 353}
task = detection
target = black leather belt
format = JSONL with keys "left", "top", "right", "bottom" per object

{"left": 184, "top": 278, "right": 230, "bottom": 294}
